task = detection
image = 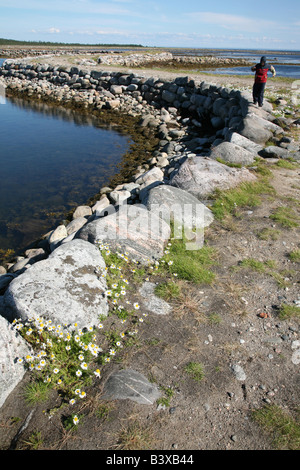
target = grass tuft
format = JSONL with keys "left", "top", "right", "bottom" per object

{"left": 211, "top": 180, "right": 275, "bottom": 220}
{"left": 279, "top": 304, "right": 300, "bottom": 321}
{"left": 252, "top": 404, "right": 300, "bottom": 450}
{"left": 270, "top": 206, "right": 299, "bottom": 228}
{"left": 184, "top": 362, "right": 205, "bottom": 382}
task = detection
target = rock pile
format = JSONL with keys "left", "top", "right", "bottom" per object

{"left": 0, "top": 58, "right": 299, "bottom": 409}
{"left": 97, "top": 52, "right": 173, "bottom": 66}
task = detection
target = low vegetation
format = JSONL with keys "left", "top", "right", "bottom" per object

{"left": 252, "top": 405, "right": 300, "bottom": 450}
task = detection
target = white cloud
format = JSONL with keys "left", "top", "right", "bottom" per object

{"left": 184, "top": 11, "right": 276, "bottom": 33}
{"left": 48, "top": 27, "right": 60, "bottom": 34}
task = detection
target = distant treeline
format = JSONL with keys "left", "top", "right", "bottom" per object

{"left": 0, "top": 38, "right": 144, "bottom": 47}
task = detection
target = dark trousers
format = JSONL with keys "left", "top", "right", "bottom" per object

{"left": 253, "top": 82, "right": 266, "bottom": 106}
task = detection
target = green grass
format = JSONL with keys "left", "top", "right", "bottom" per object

{"left": 161, "top": 241, "right": 217, "bottom": 284}
{"left": 279, "top": 304, "right": 300, "bottom": 321}
{"left": 252, "top": 405, "right": 300, "bottom": 450}
{"left": 22, "top": 431, "right": 44, "bottom": 450}
{"left": 184, "top": 362, "right": 205, "bottom": 382}
{"left": 154, "top": 281, "right": 182, "bottom": 300}
{"left": 157, "top": 386, "right": 175, "bottom": 407}
{"left": 216, "top": 157, "right": 242, "bottom": 168}
{"left": 257, "top": 227, "right": 281, "bottom": 241}
{"left": 275, "top": 159, "right": 298, "bottom": 169}
{"left": 289, "top": 249, "right": 300, "bottom": 262}
{"left": 239, "top": 258, "right": 267, "bottom": 272}
{"left": 207, "top": 313, "right": 222, "bottom": 325}
{"left": 237, "top": 258, "right": 294, "bottom": 288}
{"left": 211, "top": 180, "right": 275, "bottom": 220}
{"left": 24, "top": 381, "right": 51, "bottom": 405}
{"left": 270, "top": 206, "right": 299, "bottom": 229}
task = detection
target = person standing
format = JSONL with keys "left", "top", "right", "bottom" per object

{"left": 251, "top": 56, "right": 276, "bottom": 107}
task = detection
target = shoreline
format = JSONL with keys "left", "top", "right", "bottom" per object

{"left": 0, "top": 55, "right": 298, "bottom": 271}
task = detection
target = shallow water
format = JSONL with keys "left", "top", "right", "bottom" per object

{"left": 200, "top": 63, "right": 300, "bottom": 79}
{"left": 0, "top": 94, "right": 131, "bottom": 257}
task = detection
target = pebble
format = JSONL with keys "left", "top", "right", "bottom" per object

{"left": 231, "top": 364, "right": 247, "bottom": 381}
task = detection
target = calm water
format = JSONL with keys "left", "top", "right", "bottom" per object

{"left": 201, "top": 64, "right": 300, "bottom": 79}
{"left": 170, "top": 48, "right": 300, "bottom": 78}
{"left": 0, "top": 93, "right": 131, "bottom": 256}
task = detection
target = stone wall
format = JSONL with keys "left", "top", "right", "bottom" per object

{"left": 0, "top": 60, "right": 250, "bottom": 133}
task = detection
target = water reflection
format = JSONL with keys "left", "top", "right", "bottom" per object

{"left": 6, "top": 95, "right": 123, "bottom": 131}
{"left": 0, "top": 94, "right": 131, "bottom": 258}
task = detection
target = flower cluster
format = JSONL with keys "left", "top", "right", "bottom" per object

{"left": 14, "top": 238, "right": 177, "bottom": 427}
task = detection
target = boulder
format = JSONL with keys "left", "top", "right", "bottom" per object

{"left": 76, "top": 204, "right": 171, "bottom": 263}
{"left": 238, "top": 114, "right": 272, "bottom": 144}
{"left": 109, "top": 189, "right": 131, "bottom": 205}
{"left": 209, "top": 141, "right": 256, "bottom": 166}
{"left": 0, "top": 315, "right": 33, "bottom": 409}
{"left": 72, "top": 205, "right": 92, "bottom": 219}
{"left": 139, "top": 282, "right": 172, "bottom": 316}
{"left": 238, "top": 113, "right": 283, "bottom": 144}
{"left": 259, "top": 146, "right": 290, "bottom": 159}
{"left": 170, "top": 157, "right": 257, "bottom": 200}
{"left": 47, "top": 224, "right": 68, "bottom": 251}
{"left": 226, "top": 131, "right": 263, "bottom": 155}
{"left": 135, "top": 167, "right": 164, "bottom": 186}
{"left": 66, "top": 217, "right": 88, "bottom": 236}
{"left": 143, "top": 185, "right": 214, "bottom": 232}
{"left": 2, "top": 239, "right": 108, "bottom": 329}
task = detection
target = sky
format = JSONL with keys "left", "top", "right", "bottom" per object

{"left": 0, "top": 0, "right": 299, "bottom": 50}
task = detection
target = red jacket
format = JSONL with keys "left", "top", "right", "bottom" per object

{"left": 252, "top": 63, "right": 276, "bottom": 83}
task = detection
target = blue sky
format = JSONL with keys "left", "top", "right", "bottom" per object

{"left": 0, "top": 0, "right": 299, "bottom": 50}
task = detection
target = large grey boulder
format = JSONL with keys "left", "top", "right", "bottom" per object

{"left": 0, "top": 315, "right": 32, "bottom": 409}
{"left": 170, "top": 157, "right": 257, "bottom": 200}
{"left": 226, "top": 131, "right": 263, "bottom": 155}
{"left": 238, "top": 113, "right": 283, "bottom": 144}
{"left": 143, "top": 185, "right": 214, "bottom": 232}
{"left": 2, "top": 239, "right": 108, "bottom": 329}
{"left": 209, "top": 141, "right": 256, "bottom": 166}
{"left": 102, "top": 369, "right": 161, "bottom": 404}
{"left": 76, "top": 204, "right": 171, "bottom": 263}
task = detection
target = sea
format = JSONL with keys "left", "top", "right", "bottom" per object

{"left": 169, "top": 48, "right": 300, "bottom": 79}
